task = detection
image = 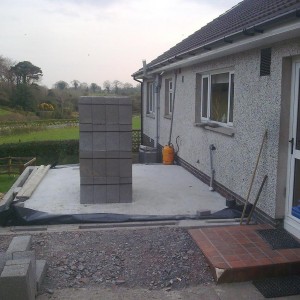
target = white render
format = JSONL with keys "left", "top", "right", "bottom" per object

{"left": 142, "top": 37, "right": 300, "bottom": 221}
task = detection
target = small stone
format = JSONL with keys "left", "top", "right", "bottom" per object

{"left": 115, "top": 280, "right": 126, "bottom": 285}
{"left": 45, "top": 288, "right": 54, "bottom": 294}
{"left": 187, "top": 250, "right": 194, "bottom": 255}
{"left": 78, "top": 264, "right": 85, "bottom": 271}
{"left": 165, "top": 287, "right": 172, "bottom": 292}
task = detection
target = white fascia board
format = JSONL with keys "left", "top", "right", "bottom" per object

{"left": 146, "top": 21, "right": 300, "bottom": 76}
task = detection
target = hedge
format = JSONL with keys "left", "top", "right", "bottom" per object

{"left": 0, "top": 140, "right": 79, "bottom": 166}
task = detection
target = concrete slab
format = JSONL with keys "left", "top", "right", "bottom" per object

{"left": 6, "top": 236, "right": 32, "bottom": 253}
{"left": 24, "top": 164, "right": 226, "bottom": 216}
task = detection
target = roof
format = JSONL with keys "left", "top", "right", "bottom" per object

{"left": 133, "top": 0, "right": 300, "bottom": 76}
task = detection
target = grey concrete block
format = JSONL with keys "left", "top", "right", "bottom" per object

{"left": 79, "top": 123, "right": 93, "bottom": 131}
{"left": 79, "top": 132, "right": 93, "bottom": 152}
{"left": 120, "top": 177, "right": 132, "bottom": 184}
{"left": 106, "top": 132, "right": 119, "bottom": 151}
{"left": 80, "top": 159, "right": 93, "bottom": 177}
{"left": 92, "top": 104, "right": 106, "bottom": 124}
{"left": 105, "top": 97, "right": 119, "bottom": 105}
{"left": 93, "top": 159, "right": 106, "bottom": 177}
{"left": 120, "top": 159, "right": 132, "bottom": 177}
{"left": 93, "top": 132, "right": 106, "bottom": 151}
{"left": 119, "top": 105, "right": 132, "bottom": 124}
{"left": 0, "top": 253, "right": 12, "bottom": 273}
{"left": 94, "top": 185, "right": 107, "bottom": 203}
{"left": 80, "top": 185, "right": 94, "bottom": 204}
{"left": 92, "top": 97, "right": 106, "bottom": 105}
{"left": 106, "top": 124, "right": 120, "bottom": 132}
{"left": 119, "top": 184, "right": 132, "bottom": 203}
{"left": 119, "top": 125, "right": 132, "bottom": 132}
{"left": 7, "top": 236, "right": 32, "bottom": 253}
{"left": 93, "top": 150, "right": 106, "bottom": 158}
{"left": 93, "top": 124, "right": 106, "bottom": 132}
{"left": 118, "top": 97, "right": 131, "bottom": 105}
{"left": 106, "top": 159, "right": 120, "bottom": 177}
{"left": 79, "top": 97, "right": 92, "bottom": 105}
{"left": 0, "top": 259, "right": 35, "bottom": 300}
{"left": 80, "top": 177, "right": 94, "bottom": 185}
{"left": 79, "top": 150, "right": 93, "bottom": 159}
{"left": 36, "top": 260, "right": 47, "bottom": 291}
{"left": 93, "top": 177, "right": 107, "bottom": 185}
{"left": 12, "top": 251, "right": 36, "bottom": 281}
{"left": 106, "top": 104, "right": 119, "bottom": 124}
{"left": 78, "top": 104, "right": 92, "bottom": 124}
{"left": 106, "top": 151, "right": 121, "bottom": 159}
{"left": 106, "top": 177, "right": 120, "bottom": 184}
{"left": 107, "top": 185, "right": 119, "bottom": 203}
{"left": 120, "top": 132, "right": 132, "bottom": 151}
{"left": 119, "top": 151, "right": 132, "bottom": 159}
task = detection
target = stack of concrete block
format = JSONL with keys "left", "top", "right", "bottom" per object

{"left": 0, "top": 235, "right": 47, "bottom": 300}
{"left": 79, "top": 96, "right": 132, "bottom": 204}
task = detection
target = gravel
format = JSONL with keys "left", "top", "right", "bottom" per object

{"left": 1, "top": 227, "right": 214, "bottom": 291}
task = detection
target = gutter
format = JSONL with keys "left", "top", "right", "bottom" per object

{"left": 133, "top": 77, "right": 143, "bottom": 145}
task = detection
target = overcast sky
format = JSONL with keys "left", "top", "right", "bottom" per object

{"left": 0, "top": 0, "right": 241, "bottom": 88}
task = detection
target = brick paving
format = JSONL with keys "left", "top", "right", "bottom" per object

{"left": 189, "top": 224, "right": 300, "bottom": 283}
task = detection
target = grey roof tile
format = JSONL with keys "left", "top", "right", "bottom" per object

{"left": 135, "top": 0, "right": 300, "bottom": 74}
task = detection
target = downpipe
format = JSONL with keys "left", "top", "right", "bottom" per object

{"left": 209, "top": 144, "right": 216, "bottom": 191}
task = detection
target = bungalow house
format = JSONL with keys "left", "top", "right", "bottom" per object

{"left": 132, "top": 0, "right": 300, "bottom": 239}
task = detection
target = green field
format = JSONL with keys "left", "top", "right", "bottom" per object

{"left": 0, "top": 115, "right": 141, "bottom": 144}
{"left": 0, "top": 174, "right": 17, "bottom": 193}
{"left": 0, "top": 127, "right": 79, "bottom": 144}
{"left": 0, "top": 108, "right": 10, "bottom": 116}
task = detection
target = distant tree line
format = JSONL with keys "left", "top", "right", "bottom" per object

{"left": 0, "top": 55, "right": 141, "bottom": 118}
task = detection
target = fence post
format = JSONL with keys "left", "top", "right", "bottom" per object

{"left": 8, "top": 157, "right": 12, "bottom": 176}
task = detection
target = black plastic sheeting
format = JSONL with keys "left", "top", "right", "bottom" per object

{"left": 0, "top": 203, "right": 253, "bottom": 227}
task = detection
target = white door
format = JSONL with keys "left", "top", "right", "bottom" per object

{"left": 285, "top": 61, "right": 300, "bottom": 239}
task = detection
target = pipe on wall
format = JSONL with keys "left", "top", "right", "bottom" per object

{"left": 133, "top": 77, "right": 143, "bottom": 145}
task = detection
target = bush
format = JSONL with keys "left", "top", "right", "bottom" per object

{"left": 0, "top": 140, "right": 79, "bottom": 165}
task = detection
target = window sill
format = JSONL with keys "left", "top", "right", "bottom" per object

{"left": 164, "top": 114, "right": 172, "bottom": 120}
{"left": 146, "top": 113, "right": 155, "bottom": 119}
{"left": 194, "top": 122, "right": 235, "bottom": 137}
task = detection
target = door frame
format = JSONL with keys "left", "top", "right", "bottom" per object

{"left": 284, "top": 59, "right": 300, "bottom": 239}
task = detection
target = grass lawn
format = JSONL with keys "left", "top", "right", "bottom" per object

{"left": 132, "top": 115, "right": 141, "bottom": 130}
{"left": 0, "top": 115, "right": 141, "bottom": 144}
{"left": 0, "top": 127, "right": 80, "bottom": 144}
{"left": 0, "top": 174, "right": 18, "bottom": 193}
{"left": 0, "top": 108, "right": 10, "bottom": 116}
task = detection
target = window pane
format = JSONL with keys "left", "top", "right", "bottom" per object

{"left": 202, "top": 77, "right": 208, "bottom": 118}
{"left": 210, "top": 73, "right": 229, "bottom": 123}
{"left": 296, "top": 69, "right": 300, "bottom": 150}
{"left": 229, "top": 74, "right": 234, "bottom": 123}
{"left": 292, "top": 159, "right": 300, "bottom": 219}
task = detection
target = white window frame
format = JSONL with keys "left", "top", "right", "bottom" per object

{"left": 200, "top": 71, "right": 234, "bottom": 126}
{"left": 147, "top": 82, "right": 154, "bottom": 114}
{"left": 168, "top": 80, "right": 173, "bottom": 115}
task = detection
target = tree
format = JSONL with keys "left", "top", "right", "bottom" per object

{"left": 113, "top": 80, "right": 122, "bottom": 94}
{"left": 103, "top": 80, "right": 111, "bottom": 93}
{"left": 90, "top": 83, "right": 99, "bottom": 93}
{"left": 0, "top": 55, "right": 14, "bottom": 83}
{"left": 55, "top": 80, "right": 69, "bottom": 90}
{"left": 10, "top": 61, "right": 42, "bottom": 85}
{"left": 12, "top": 84, "right": 35, "bottom": 111}
{"left": 71, "top": 80, "right": 80, "bottom": 90}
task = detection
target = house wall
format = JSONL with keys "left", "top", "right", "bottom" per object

{"left": 142, "top": 38, "right": 300, "bottom": 221}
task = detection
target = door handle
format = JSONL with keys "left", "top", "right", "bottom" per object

{"left": 289, "top": 138, "right": 294, "bottom": 155}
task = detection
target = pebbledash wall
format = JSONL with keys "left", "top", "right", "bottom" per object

{"left": 142, "top": 37, "right": 300, "bottom": 225}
